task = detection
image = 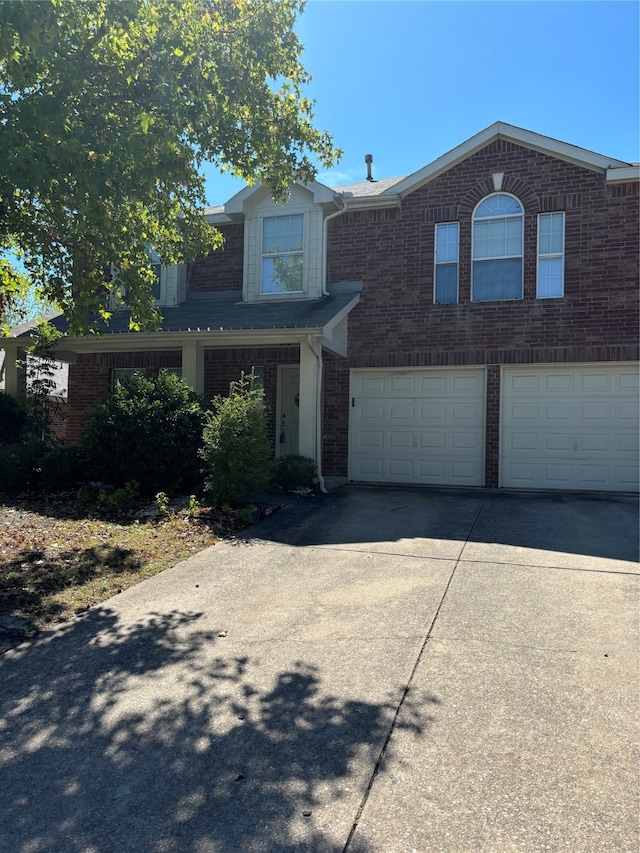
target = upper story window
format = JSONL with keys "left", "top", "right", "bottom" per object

{"left": 472, "top": 193, "right": 523, "bottom": 301}
{"left": 261, "top": 214, "right": 304, "bottom": 294}
{"left": 434, "top": 222, "right": 459, "bottom": 304}
{"left": 537, "top": 212, "right": 565, "bottom": 298}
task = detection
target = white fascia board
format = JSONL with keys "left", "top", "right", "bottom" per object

{"left": 204, "top": 211, "right": 236, "bottom": 225}
{"left": 335, "top": 193, "right": 401, "bottom": 211}
{"left": 52, "top": 328, "right": 325, "bottom": 354}
{"left": 606, "top": 165, "right": 640, "bottom": 183}
{"left": 321, "top": 292, "right": 360, "bottom": 337}
{"left": 391, "top": 122, "right": 629, "bottom": 197}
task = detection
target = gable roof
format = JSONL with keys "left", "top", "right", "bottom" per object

{"left": 206, "top": 122, "right": 637, "bottom": 219}
{"left": 388, "top": 122, "right": 632, "bottom": 197}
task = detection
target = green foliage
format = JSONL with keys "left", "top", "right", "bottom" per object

{"left": 238, "top": 504, "right": 258, "bottom": 526}
{"left": 187, "top": 494, "right": 201, "bottom": 518}
{"left": 98, "top": 481, "right": 140, "bottom": 513}
{"left": 0, "top": 392, "right": 27, "bottom": 443}
{"left": 0, "top": 0, "right": 340, "bottom": 333}
{"left": 154, "top": 491, "right": 169, "bottom": 515}
{"left": 38, "top": 445, "right": 87, "bottom": 492}
{"left": 0, "top": 441, "right": 86, "bottom": 494}
{"left": 273, "top": 454, "right": 316, "bottom": 491}
{"left": 0, "top": 442, "right": 46, "bottom": 492}
{"left": 77, "top": 484, "right": 100, "bottom": 506}
{"left": 202, "top": 371, "right": 274, "bottom": 505}
{"left": 81, "top": 370, "right": 206, "bottom": 495}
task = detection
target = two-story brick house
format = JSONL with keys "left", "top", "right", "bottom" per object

{"left": 5, "top": 122, "right": 639, "bottom": 491}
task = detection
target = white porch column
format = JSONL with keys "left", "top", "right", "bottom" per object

{"left": 181, "top": 341, "right": 205, "bottom": 396}
{"left": 3, "top": 345, "right": 27, "bottom": 399}
{"left": 298, "top": 337, "right": 320, "bottom": 462}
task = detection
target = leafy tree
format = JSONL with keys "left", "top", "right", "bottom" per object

{"left": 0, "top": 0, "right": 340, "bottom": 333}
{"left": 202, "top": 371, "right": 273, "bottom": 505}
{"left": 82, "top": 370, "right": 206, "bottom": 495}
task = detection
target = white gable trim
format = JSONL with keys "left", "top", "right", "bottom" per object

{"left": 389, "top": 122, "right": 629, "bottom": 197}
{"left": 606, "top": 165, "right": 640, "bottom": 184}
{"left": 224, "top": 179, "right": 337, "bottom": 215}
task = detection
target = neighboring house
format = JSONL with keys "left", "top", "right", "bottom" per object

{"left": 3, "top": 122, "right": 639, "bottom": 491}
{"left": 1, "top": 328, "right": 69, "bottom": 442}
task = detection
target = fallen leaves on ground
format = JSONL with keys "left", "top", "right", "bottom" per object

{"left": 0, "top": 495, "right": 251, "bottom": 650}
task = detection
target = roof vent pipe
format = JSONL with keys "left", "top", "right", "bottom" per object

{"left": 365, "top": 154, "right": 375, "bottom": 182}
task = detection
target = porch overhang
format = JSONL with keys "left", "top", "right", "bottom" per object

{"left": 5, "top": 285, "right": 361, "bottom": 361}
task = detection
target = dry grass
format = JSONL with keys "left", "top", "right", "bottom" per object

{"left": 0, "top": 495, "right": 250, "bottom": 649}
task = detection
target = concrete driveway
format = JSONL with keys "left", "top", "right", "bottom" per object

{"left": 1, "top": 486, "right": 638, "bottom": 853}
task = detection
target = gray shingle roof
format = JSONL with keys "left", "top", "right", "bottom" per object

{"left": 14, "top": 287, "right": 361, "bottom": 338}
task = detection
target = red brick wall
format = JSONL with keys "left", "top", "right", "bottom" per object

{"left": 323, "top": 140, "right": 639, "bottom": 484}
{"left": 187, "top": 223, "right": 244, "bottom": 293}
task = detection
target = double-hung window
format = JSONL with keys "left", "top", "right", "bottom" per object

{"left": 434, "top": 222, "right": 459, "bottom": 304}
{"left": 537, "top": 212, "right": 565, "bottom": 298}
{"left": 472, "top": 194, "right": 523, "bottom": 301}
{"left": 261, "top": 214, "right": 304, "bottom": 294}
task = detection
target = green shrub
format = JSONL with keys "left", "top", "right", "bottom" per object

{"left": 81, "top": 371, "right": 206, "bottom": 496}
{"left": 38, "top": 445, "right": 88, "bottom": 492}
{"left": 0, "top": 393, "right": 28, "bottom": 444}
{"left": 202, "top": 371, "right": 274, "bottom": 505}
{"left": 273, "top": 454, "right": 316, "bottom": 491}
{"left": 98, "top": 481, "right": 140, "bottom": 513}
{"left": 0, "top": 442, "right": 47, "bottom": 493}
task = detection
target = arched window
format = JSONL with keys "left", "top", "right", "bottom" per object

{"left": 472, "top": 193, "right": 523, "bottom": 301}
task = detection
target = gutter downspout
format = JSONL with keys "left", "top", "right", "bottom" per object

{"left": 321, "top": 197, "right": 349, "bottom": 296}
{"left": 307, "top": 334, "right": 327, "bottom": 493}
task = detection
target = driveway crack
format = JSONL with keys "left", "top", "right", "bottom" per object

{"left": 341, "top": 494, "right": 489, "bottom": 852}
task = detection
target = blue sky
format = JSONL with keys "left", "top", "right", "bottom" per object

{"left": 202, "top": 0, "right": 640, "bottom": 205}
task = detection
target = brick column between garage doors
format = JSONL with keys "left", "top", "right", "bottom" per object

{"left": 485, "top": 365, "right": 501, "bottom": 488}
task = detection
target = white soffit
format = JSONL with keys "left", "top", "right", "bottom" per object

{"left": 389, "top": 122, "right": 630, "bottom": 197}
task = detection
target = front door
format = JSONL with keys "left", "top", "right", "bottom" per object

{"left": 277, "top": 366, "right": 300, "bottom": 457}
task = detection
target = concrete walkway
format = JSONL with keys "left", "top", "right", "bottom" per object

{"left": 0, "top": 486, "right": 638, "bottom": 853}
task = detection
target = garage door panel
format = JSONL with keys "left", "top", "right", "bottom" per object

{"left": 546, "top": 372, "right": 575, "bottom": 391}
{"left": 351, "top": 368, "right": 485, "bottom": 486}
{"left": 501, "top": 365, "right": 639, "bottom": 492}
{"left": 419, "top": 376, "right": 447, "bottom": 393}
{"left": 389, "top": 401, "right": 415, "bottom": 420}
{"left": 617, "top": 433, "right": 639, "bottom": 453}
{"left": 388, "top": 431, "right": 413, "bottom": 449}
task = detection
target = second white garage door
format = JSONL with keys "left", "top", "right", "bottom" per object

{"left": 501, "top": 364, "right": 639, "bottom": 491}
{"left": 349, "top": 368, "right": 485, "bottom": 486}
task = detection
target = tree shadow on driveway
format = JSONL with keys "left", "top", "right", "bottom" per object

{"left": 0, "top": 607, "right": 434, "bottom": 853}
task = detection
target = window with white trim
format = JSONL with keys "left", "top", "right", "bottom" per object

{"left": 472, "top": 193, "right": 523, "bottom": 301}
{"left": 537, "top": 212, "right": 565, "bottom": 298}
{"left": 261, "top": 214, "right": 304, "bottom": 294}
{"left": 434, "top": 222, "right": 459, "bottom": 304}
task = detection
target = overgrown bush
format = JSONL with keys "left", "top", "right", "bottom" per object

{"left": 82, "top": 371, "right": 206, "bottom": 496}
{"left": 0, "top": 442, "right": 47, "bottom": 493}
{"left": 0, "top": 393, "right": 27, "bottom": 444}
{"left": 273, "top": 454, "right": 316, "bottom": 491}
{"left": 202, "top": 371, "right": 273, "bottom": 505}
{"left": 38, "top": 445, "right": 88, "bottom": 492}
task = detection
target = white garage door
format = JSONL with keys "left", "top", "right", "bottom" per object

{"left": 501, "top": 364, "right": 639, "bottom": 492}
{"left": 349, "top": 368, "right": 485, "bottom": 486}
